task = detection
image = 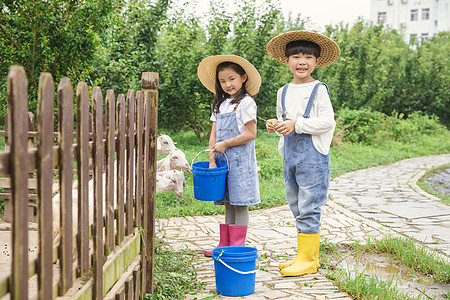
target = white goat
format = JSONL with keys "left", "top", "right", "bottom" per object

{"left": 157, "top": 170, "right": 186, "bottom": 198}
{"left": 157, "top": 134, "right": 177, "bottom": 156}
{"left": 156, "top": 148, "right": 190, "bottom": 172}
{"left": 156, "top": 174, "right": 175, "bottom": 195}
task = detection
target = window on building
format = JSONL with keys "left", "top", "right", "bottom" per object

{"left": 422, "top": 8, "right": 430, "bottom": 20}
{"left": 378, "top": 12, "right": 387, "bottom": 24}
{"left": 421, "top": 33, "right": 429, "bottom": 42}
{"left": 411, "top": 9, "right": 418, "bottom": 21}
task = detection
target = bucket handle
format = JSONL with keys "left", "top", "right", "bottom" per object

{"left": 191, "top": 149, "right": 229, "bottom": 170}
{"left": 215, "top": 257, "right": 260, "bottom": 275}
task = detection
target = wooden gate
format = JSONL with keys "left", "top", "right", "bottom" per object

{"left": 0, "top": 66, "right": 158, "bottom": 299}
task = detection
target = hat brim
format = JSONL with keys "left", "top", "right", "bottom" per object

{"left": 197, "top": 55, "right": 261, "bottom": 96}
{"left": 266, "top": 30, "right": 340, "bottom": 67}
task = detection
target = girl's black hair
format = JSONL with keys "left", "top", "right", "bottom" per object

{"left": 285, "top": 40, "right": 321, "bottom": 59}
{"left": 212, "top": 62, "right": 250, "bottom": 114}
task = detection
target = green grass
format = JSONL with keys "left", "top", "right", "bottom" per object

{"left": 357, "top": 235, "right": 450, "bottom": 284}
{"left": 319, "top": 236, "right": 449, "bottom": 300}
{"left": 417, "top": 163, "right": 450, "bottom": 206}
{"left": 328, "top": 269, "right": 421, "bottom": 300}
{"left": 156, "top": 129, "right": 450, "bottom": 219}
{"left": 145, "top": 240, "right": 207, "bottom": 299}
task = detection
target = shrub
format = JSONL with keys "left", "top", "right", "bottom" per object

{"left": 334, "top": 108, "right": 386, "bottom": 144}
{"left": 335, "top": 109, "right": 446, "bottom": 145}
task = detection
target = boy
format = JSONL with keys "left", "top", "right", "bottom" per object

{"left": 265, "top": 30, "right": 340, "bottom": 276}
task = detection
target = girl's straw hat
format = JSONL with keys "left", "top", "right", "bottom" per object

{"left": 198, "top": 55, "right": 262, "bottom": 96}
{"left": 266, "top": 30, "right": 340, "bottom": 67}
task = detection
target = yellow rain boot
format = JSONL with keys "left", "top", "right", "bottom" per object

{"left": 280, "top": 232, "right": 320, "bottom": 276}
{"left": 279, "top": 230, "right": 320, "bottom": 270}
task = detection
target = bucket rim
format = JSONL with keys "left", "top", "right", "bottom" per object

{"left": 212, "top": 246, "right": 258, "bottom": 257}
{"left": 192, "top": 161, "right": 227, "bottom": 170}
{"left": 191, "top": 149, "right": 229, "bottom": 171}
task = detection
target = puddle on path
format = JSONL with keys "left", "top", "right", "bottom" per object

{"left": 425, "top": 168, "right": 450, "bottom": 196}
{"left": 332, "top": 249, "right": 450, "bottom": 299}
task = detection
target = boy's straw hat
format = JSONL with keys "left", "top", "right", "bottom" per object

{"left": 266, "top": 30, "right": 340, "bottom": 67}
{"left": 198, "top": 55, "right": 261, "bottom": 96}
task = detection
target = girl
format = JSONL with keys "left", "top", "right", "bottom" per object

{"left": 197, "top": 55, "right": 261, "bottom": 257}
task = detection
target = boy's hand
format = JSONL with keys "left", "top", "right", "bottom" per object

{"left": 275, "top": 120, "right": 296, "bottom": 136}
{"left": 266, "top": 119, "right": 279, "bottom": 133}
{"left": 209, "top": 161, "right": 217, "bottom": 168}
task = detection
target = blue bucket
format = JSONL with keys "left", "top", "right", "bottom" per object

{"left": 191, "top": 150, "right": 229, "bottom": 201}
{"left": 212, "top": 246, "right": 259, "bottom": 297}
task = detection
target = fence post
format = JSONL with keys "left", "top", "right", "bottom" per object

{"left": 8, "top": 66, "right": 29, "bottom": 300}
{"left": 58, "top": 77, "right": 74, "bottom": 294}
{"left": 141, "top": 72, "right": 159, "bottom": 295}
{"left": 37, "top": 72, "right": 55, "bottom": 300}
{"left": 92, "top": 86, "right": 104, "bottom": 299}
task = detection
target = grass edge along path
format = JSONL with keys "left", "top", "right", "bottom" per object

{"left": 417, "top": 163, "right": 450, "bottom": 206}
{"left": 320, "top": 235, "right": 450, "bottom": 300}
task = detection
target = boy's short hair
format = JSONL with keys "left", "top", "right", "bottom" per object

{"left": 285, "top": 40, "right": 321, "bottom": 59}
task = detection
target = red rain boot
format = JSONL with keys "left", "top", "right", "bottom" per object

{"left": 229, "top": 225, "right": 247, "bottom": 246}
{"left": 204, "top": 224, "right": 229, "bottom": 257}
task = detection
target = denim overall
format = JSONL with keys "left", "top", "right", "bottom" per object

{"left": 214, "top": 103, "right": 260, "bottom": 206}
{"left": 281, "top": 83, "right": 331, "bottom": 234}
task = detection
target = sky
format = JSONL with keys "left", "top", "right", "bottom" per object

{"left": 184, "top": 0, "right": 372, "bottom": 32}
{"left": 279, "top": 0, "right": 371, "bottom": 30}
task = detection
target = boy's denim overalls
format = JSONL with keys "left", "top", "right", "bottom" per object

{"left": 281, "top": 83, "right": 331, "bottom": 234}
{"left": 214, "top": 103, "right": 260, "bottom": 206}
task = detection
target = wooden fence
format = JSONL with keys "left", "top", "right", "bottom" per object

{"left": 0, "top": 66, "right": 159, "bottom": 299}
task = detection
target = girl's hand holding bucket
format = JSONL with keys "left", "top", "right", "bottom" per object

{"left": 211, "top": 141, "right": 228, "bottom": 153}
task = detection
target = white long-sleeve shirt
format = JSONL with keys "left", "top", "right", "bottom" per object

{"left": 276, "top": 81, "right": 336, "bottom": 156}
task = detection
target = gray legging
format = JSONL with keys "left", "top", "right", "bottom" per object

{"left": 224, "top": 202, "right": 249, "bottom": 226}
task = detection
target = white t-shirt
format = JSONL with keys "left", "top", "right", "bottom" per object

{"left": 210, "top": 95, "right": 257, "bottom": 133}
{"left": 276, "top": 81, "right": 336, "bottom": 156}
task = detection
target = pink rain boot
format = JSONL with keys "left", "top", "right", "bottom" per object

{"left": 229, "top": 225, "right": 247, "bottom": 246}
{"left": 204, "top": 224, "right": 230, "bottom": 257}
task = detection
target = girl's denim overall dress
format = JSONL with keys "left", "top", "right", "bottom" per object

{"left": 214, "top": 103, "right": 260, "bottom": 206}
{"left": 281, "top": 83, "right": 331, "bottom": 234}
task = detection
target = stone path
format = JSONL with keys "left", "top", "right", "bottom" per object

{"left": 158, "top": 154, "right": 450, "bottom": 299}
{"left": 329, "top": 154, "right": 450, "bottom": 256}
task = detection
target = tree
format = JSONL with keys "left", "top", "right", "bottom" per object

{"left": 316, "top": 21, "right": 449, "bottom": 126}
{"left": 154, "top": 3, "right": 210, "bottom": 141}
{"left": 92, "top": 0, "right": 171, "bottom": 95}
{"left": 0, "top": 0, "right": 115, "bottom": 123}
{"left": 409, "top": 32, "right": 450, "bottom": 125}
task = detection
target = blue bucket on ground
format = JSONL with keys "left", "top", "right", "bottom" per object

{"left": 191, "top": 150, "right": 229, "bottom": 201}
{"left": 212, "top": 246, "right": 259, "bottom": 297}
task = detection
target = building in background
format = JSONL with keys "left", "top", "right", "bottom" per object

{"left": 370, "top": 0, "right": 450, "bottom": 43}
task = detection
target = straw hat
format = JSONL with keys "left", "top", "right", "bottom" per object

{"left": 266, "top": 30, "right": 340, "bottom": 67}
{"left": 197, "top": 55, "right": 261, "bottom": 96}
